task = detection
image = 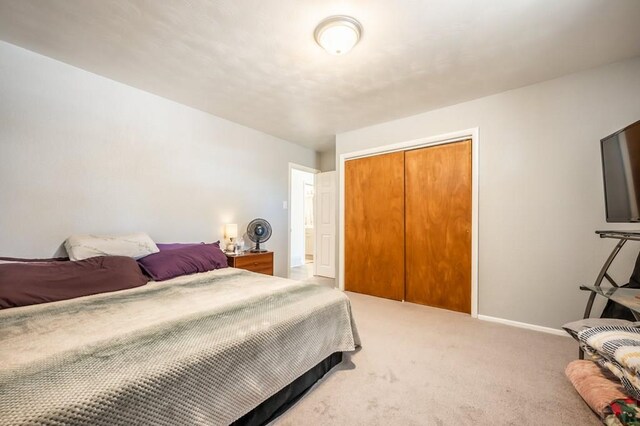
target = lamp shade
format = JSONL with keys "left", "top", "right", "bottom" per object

{"left": 224, "top": 223, "right": 238, "bottom": 239}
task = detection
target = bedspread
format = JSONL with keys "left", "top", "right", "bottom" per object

{"left": 0, "top": 268, "right": 360, "bottom": 425}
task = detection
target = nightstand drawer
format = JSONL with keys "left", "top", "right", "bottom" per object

{"left": 245, "top": 265, "right": 274, "bottom": 275}
{"left": 235, "top": 253, "right": 272, "bottom": 268}
{"left": 227, "top": 252, "right": 274, "bottom": 275}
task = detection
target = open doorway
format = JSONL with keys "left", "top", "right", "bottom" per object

{"left": 289, "top": 167, "right": 316, "bottom": 280}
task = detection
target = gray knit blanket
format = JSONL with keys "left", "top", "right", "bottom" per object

{"left": 0, "top": 268, "right": 360, "bottom": 425}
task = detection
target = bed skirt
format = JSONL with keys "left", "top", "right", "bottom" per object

{"left": 232, "top": 352, "right": 343, "bottom": 426}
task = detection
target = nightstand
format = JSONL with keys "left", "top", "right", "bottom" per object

{"left": 226, "top": 251, "right": 274, "bottom": 275}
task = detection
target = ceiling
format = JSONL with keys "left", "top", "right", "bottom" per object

{"left": 1, "top": 1, "right": 639, "bottom": 151}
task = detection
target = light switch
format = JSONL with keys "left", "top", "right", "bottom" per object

{"left": 282, "top": 201, "right": 288, "bottom": 209}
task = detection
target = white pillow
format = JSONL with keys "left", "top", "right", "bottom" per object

{"left": 64, "top": 232, "right": 159, "bottom": 261}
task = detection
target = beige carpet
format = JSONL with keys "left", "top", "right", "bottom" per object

{"left": 288, "top": 264, "right": 315, "bottom": 281}
{"left": 273, "top": 291, "right": 599, "bottom": 426}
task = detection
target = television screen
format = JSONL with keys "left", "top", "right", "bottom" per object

{"left": 601, "top": 119, "right": 640, "bottom": 222}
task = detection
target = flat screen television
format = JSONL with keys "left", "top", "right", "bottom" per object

{"left": 601, "top": 119, "right": 640, "bottom": 222}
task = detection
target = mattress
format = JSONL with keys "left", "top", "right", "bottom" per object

{"left": 0, "top": 268, "right": 360, "bottom": 425}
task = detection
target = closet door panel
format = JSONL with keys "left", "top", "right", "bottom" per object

{"left": 345, "top": 152, "right": 405, "bottom": 300}
{"left": 405, "top": 140, "right": 472, "bottom": 313}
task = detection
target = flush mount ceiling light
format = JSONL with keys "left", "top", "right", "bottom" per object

{"left": 314, "top": 15, "right": 363, "bottom": 55}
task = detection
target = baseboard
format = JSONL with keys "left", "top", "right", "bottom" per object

{"left": 477, "top": 314, "right": 568, "bottom": 337}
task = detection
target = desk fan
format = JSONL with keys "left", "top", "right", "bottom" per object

{"left": 247, "top": 218, "right": 272, "bottom": 253}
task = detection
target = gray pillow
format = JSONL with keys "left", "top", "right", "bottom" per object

{"left": 562, "top": 318, "right": 640, "bottom": 340}
{"left": 64, "top": 232, "right": 159, "bottom": 261}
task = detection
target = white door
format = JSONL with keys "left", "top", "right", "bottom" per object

{"left": 315, "top": 171, "right": 336, "bottom": 278}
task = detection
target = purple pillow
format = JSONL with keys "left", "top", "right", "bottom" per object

{"left": 0, "top": 256, "right": 149, "bottom": 309}
{"left": 156, "top": 243, "right": 204, "bottom": 251}
{"left": 137, "top": 242, "right": 228, "bottom": 281}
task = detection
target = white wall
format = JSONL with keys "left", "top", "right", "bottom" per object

{"left": 336, "top": 56, "right": 640, "bottom": 329}
{"left": 0, "top": 41, "right": 318, "bottom": 277}
{"left": 319, "top": 147, "right": 336, "bottom": 172}
{"left": 290, "top": 168, "right": 314, "bottom": 268}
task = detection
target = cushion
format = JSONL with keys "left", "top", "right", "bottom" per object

{"left": 565, "top": 360, "right": 627, "bottom": 418}
{"left": 64, "top": 232, "right": 159, "bottom": 261}
{"left": 578, "top": 326, "right": 640, "bottom": 400}
{"left": 563, "top": 318, "right": 639, "bottom": 340}
{"left": 0, "top": 256, "right": 149, "bottom": 309}
{"left": 137, "top": 242, "right": 228, "bottom": 281}
{"left": 156, "top": 243, "right": 204, "bottom": 251}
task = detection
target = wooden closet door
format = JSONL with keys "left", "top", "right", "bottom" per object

{"left": 345, "top": 151, "right": 405, "bottom": 300}
{"left": 405, "top": 140, "right": 472, "bottom": 313}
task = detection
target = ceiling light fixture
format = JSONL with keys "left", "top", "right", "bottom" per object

{"left": 314, "top": 15, "right": 362, "bottom": 55}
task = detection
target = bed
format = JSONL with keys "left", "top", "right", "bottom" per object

{"left": 0, "top": 267, "right": 360, "bottom": 425}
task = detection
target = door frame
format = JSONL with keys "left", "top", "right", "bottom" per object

{"left": 288, "top": 162, "right": 319, "bottom": 278}
{"left": 338, "top": 128, "right": 480, "bottom": 317}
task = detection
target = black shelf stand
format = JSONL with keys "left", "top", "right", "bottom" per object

{"left": 579, "top": 230, "right": 640, "bottom": 358}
